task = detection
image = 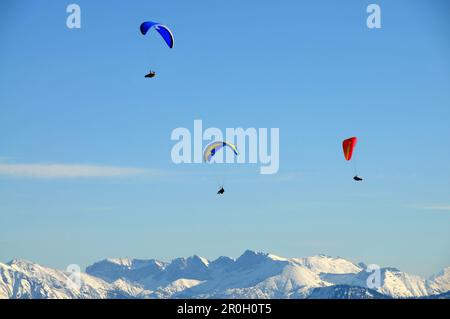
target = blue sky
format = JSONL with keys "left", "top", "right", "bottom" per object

{"left": 0, "top": 0, "right": 449, "bottom": 276}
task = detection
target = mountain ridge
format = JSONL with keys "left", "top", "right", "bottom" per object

{"left": 1, "top": 250, "right": 448, "bottom": 299}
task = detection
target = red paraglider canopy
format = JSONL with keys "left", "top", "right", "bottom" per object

{"left": 343, "top": 137, "right": 357, "bottom": 161}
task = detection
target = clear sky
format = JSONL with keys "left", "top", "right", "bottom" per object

{"left": 0, "top": 0, "right": 449, "bottom": 277}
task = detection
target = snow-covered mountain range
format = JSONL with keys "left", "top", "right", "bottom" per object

{"left": 1, "top": 250, "right": 449, "bottom": 299}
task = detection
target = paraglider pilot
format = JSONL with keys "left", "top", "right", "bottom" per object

{"left": 353, "top": 176, "right": 363, "bottom": 181}
{"left": 145, "top": 70, "right": 156, "bottom": 78}
{"left": 217, "top": 186, "right": 225, "bottom": 195}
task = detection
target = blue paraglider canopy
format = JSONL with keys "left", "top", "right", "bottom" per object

{"left": 140, "top": 21, "right": 174, "bottom": 48}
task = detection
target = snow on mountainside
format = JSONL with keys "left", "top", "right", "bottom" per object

{"left": 427, "top": 267, "right": 450, "bottom": 294}
{"left": 86, "top": 258, "right": 167, "bottom": 286}
{"left": 321, "top": 267, "right": 431, "bottom": 298}
{"left": 307, "top": 285, "right": 391, "bottom": 299}
{"left": 291, "top": 255, "right": 362, "bottom": 275}
{"left": 0, "top": 250, "right": 449, "bottom": 299}
{"left": 0, "top": 259, "right": 113, "bottom": 299}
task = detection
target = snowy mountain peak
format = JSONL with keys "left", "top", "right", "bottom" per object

{"left": 164, "top": 255, "right": 211, "bottom": 282}
{"left": 428, "top": 266, "right": 450, "bottom": 293}
{"left": 209, "top": 256, "right": 235, "bottom": 270}
{"left": 104, "top": 258, "right": 133, "bottom": 267}
{"left": 186, "top": 255, "right": 210, "bottom": 267}
{"left": 430, "top": 266, "right": 450, "bottom": 280}
{"left": 291, "top": 255, "right": 362, "bottom": 275}
{"left": 7, "top": 258, "right": 35, "bottom": 267}
{"left": 85, "top": 258, "right": 166, "bottom": 284}
{"left": 169, "top": 255, "right": 209, "bottom": 269}
{"left": 235, "top": 250, "right": 274, "bottom": 267}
